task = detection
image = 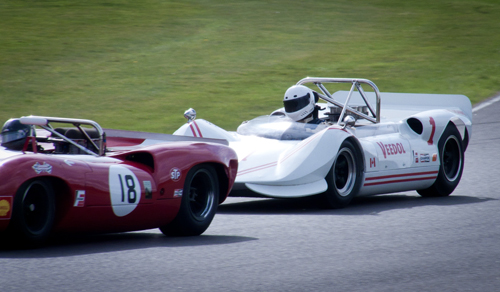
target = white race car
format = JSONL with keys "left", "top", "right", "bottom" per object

{"left": 174, "top": 77, "right": 472, "bottom": 208}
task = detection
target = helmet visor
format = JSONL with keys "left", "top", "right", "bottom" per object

{"left": 1, "top": 130, "right": 27, "bottom": 144}
{"left": 284, "top": 93, "right": 310, "bottom": 113}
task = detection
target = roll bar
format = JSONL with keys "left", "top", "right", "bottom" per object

{"left": 296, "top": 77, "right": 381, "bottom": 124}
{"left": 20, "top": 116, "right": 105, "bottom": 156}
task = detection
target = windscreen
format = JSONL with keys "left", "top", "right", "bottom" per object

{"left": 236, "top": 115, "right": 327, "bottom": 140}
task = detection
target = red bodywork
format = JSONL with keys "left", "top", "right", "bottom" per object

{"left": 0, "top": 136, "right": 238, "bottom": 234}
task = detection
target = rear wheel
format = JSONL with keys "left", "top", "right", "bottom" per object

{"left": 321, "top": 140, "right": 363, "bottom": 208}
{"left": 160, "top": 164, "right": 219, "bottom": 236}
{"left": 9, "top": 179, "right": 55, "bottom": 246}
{"left": 417, "top": 124, "right": 464, "bottom": 197}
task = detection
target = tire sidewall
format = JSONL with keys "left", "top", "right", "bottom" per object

{"left": 435, "top": 124, "right": 464, "bottom": 194}
{"left": 10, "top": 179, "right": 55, "bottom": 245}
{"left": 417, "top": 123, "right": 464, "bottom": 197}
{"left": 323, "top": 139, "right": 363, "bottom": 208}
{"left": 162, "top": 164, "right": 219, "bottom": 236}
{"left": 183, "top": 165, "right": 218, "bottom": 224}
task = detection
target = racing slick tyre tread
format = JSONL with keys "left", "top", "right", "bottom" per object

{"left": 160, "top": 164, "right": 219, "bottom": 236}
{"left": 8, "top": 179, "right": 55, "bottom": 248}
{"left": 417, "top": 123, "right": 464, "bottom": 197}
{"left": 321, "top": 139, "right": 363, "bottom": 209}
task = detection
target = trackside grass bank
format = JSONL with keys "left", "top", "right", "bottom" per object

{"left": 1, "top": 0, "right": 499, "bottom": 132}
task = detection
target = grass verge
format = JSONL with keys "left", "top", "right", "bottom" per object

{"left": 1, "top": 0, "right": 499, "bottom": 132}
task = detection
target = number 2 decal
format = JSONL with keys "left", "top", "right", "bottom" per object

{"left": 109, "top": 165, "right": 141, "bottom": 217}
{"left": 428, "top": 117, "right": 436, "bottom": 145}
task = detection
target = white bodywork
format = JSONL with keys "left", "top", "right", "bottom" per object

{"left": 173, "top": 78, "right": 472, "bottom": 198}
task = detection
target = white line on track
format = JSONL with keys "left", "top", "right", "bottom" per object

{"left": 472, "top": 94, "right": 500, "bottom": 112}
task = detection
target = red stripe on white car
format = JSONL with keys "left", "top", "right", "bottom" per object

{"left": 280, "top": 133, "right": 321, "bottom": 163}
{"left": 189, "top": 124, "right": 197, "bottom": 136}
{"left": 239, "top": 127, "right": 350, "bottom": 176}
{"left": 189, "top": 121, "right": 203, "bottom": 137}
{"left": 238, "top": 161, "right": 278, "bottom": 176}
{"left": 193, "top": 121, "right": 203, "bottom": 137}
{"left": 364, "top": 170, "right": 438, "bottom": 187}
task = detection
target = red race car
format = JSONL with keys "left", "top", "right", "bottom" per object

{"left": 0, "top": 116, "right": 238, "bottom": 247}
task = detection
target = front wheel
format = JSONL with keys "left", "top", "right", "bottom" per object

{"left": 160, "top": 164, "right": 219, "bottom": 236}
{"left": 321, "top": 140, "right": 363, "bottom": 208}
{"left": 417, "top": 124, "right": 464, "bottom": 197}
{"left": 9, "top": 179, "right": 55, "bottom": 246}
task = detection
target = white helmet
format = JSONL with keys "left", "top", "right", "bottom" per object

{"left": 283, "top": 85, "right": 315, "bottom": 121}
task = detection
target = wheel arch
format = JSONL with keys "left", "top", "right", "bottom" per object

{"left": 435, "top": 119, "right": 468, "bottom": 152}
{"left": 204, "top": 162, "right": 231, "bottom": 204}
{"left": 317, "top": 128, "right": 364, "bottom": 177}
{"left": 320, "top": 136, "right": 365, "bottom": 208}
{"left": 449, "top": 118, "right": 470, "bottom": 151}
{"left": 417, "top": 121, "right": 464, "bottom": 197}
{"left": 343, "top": 135, "right": 365, "bottom": 174}
{"left": 404, "top": 110, "right": 471, "bottom": 152}
{"left": 21, "top": 176, "right": 74, "bottom": 229}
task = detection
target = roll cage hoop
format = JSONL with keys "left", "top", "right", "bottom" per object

{"left": 19, "top": 116, "right": 105, "bottom": 156}
{"left": 296, "top": 77, "right": 381, "bottom": 124}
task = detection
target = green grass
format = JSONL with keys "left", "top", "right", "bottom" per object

{"left": 1, "top": 0, "right": 499, "bottom": 133}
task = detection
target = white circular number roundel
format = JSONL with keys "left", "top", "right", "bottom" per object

{"left": 109, "top": 165, "right": 141, "bottom": 217}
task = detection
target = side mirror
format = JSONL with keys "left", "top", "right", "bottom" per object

{"left": 183, "top": 108, "right": 196, "bottom": 122}
{"left": 342, "top": 115, "right": 356, "bottom": 128}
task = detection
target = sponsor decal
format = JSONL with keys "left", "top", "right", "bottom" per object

{"left": 170, "top": 168, "right": 181, "bottom": 182}
{"left": 0, "top": 197, "right": 12, "bottom": 218}
{"left": 420, "top": 153, "right": 430, "bottom": 163}
{"left": 174, "top": 189, "right": 183, "bottom": 198}
{"left": 432, "top": 153, "right": 438, "bottom": 162}
{"left": 413, "top": 152, "right": 432, "bottom": 163}
{"left": 143, "top": 181, "right": 152, "bottom": 199}
{"left": 64, "top": 159, "right": 76, "bottom": 166}
{"left": 32, "top": 162, "right": 53, "bottom": 174}
{"left": 109, "top": 165, "right": 141, "bottom": 217}
{"left": 74, "top": 190, "right": 86, "bottom": 207}
{"left": 376, "top": 142, "right": 406, "bottom": 159}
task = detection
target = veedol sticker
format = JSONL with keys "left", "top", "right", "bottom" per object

{"left": 376, "top": 142, "right": 406, "bottom": 159}
{"left": 109, "top": 165, "right": 141, "bottom": 217}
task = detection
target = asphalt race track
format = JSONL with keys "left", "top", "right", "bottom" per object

{"left": 1, "top": 97, "right": 500, "bottom": 292}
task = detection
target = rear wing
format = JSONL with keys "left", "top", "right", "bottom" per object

{"left": 331, "top": 91, "right": 472, "bottom": 124}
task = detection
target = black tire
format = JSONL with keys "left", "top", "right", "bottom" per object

{"left": 417, "top": 123, "right": 464, "bottom": 197}
{"left": 9, "top": 179, "right": 55, "bottom": 247}
{"left": 321, "top": 139, "right": 363, "bottom": 208}
{"left": 160, "top": 164, "right": 219, "bottom": 236}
